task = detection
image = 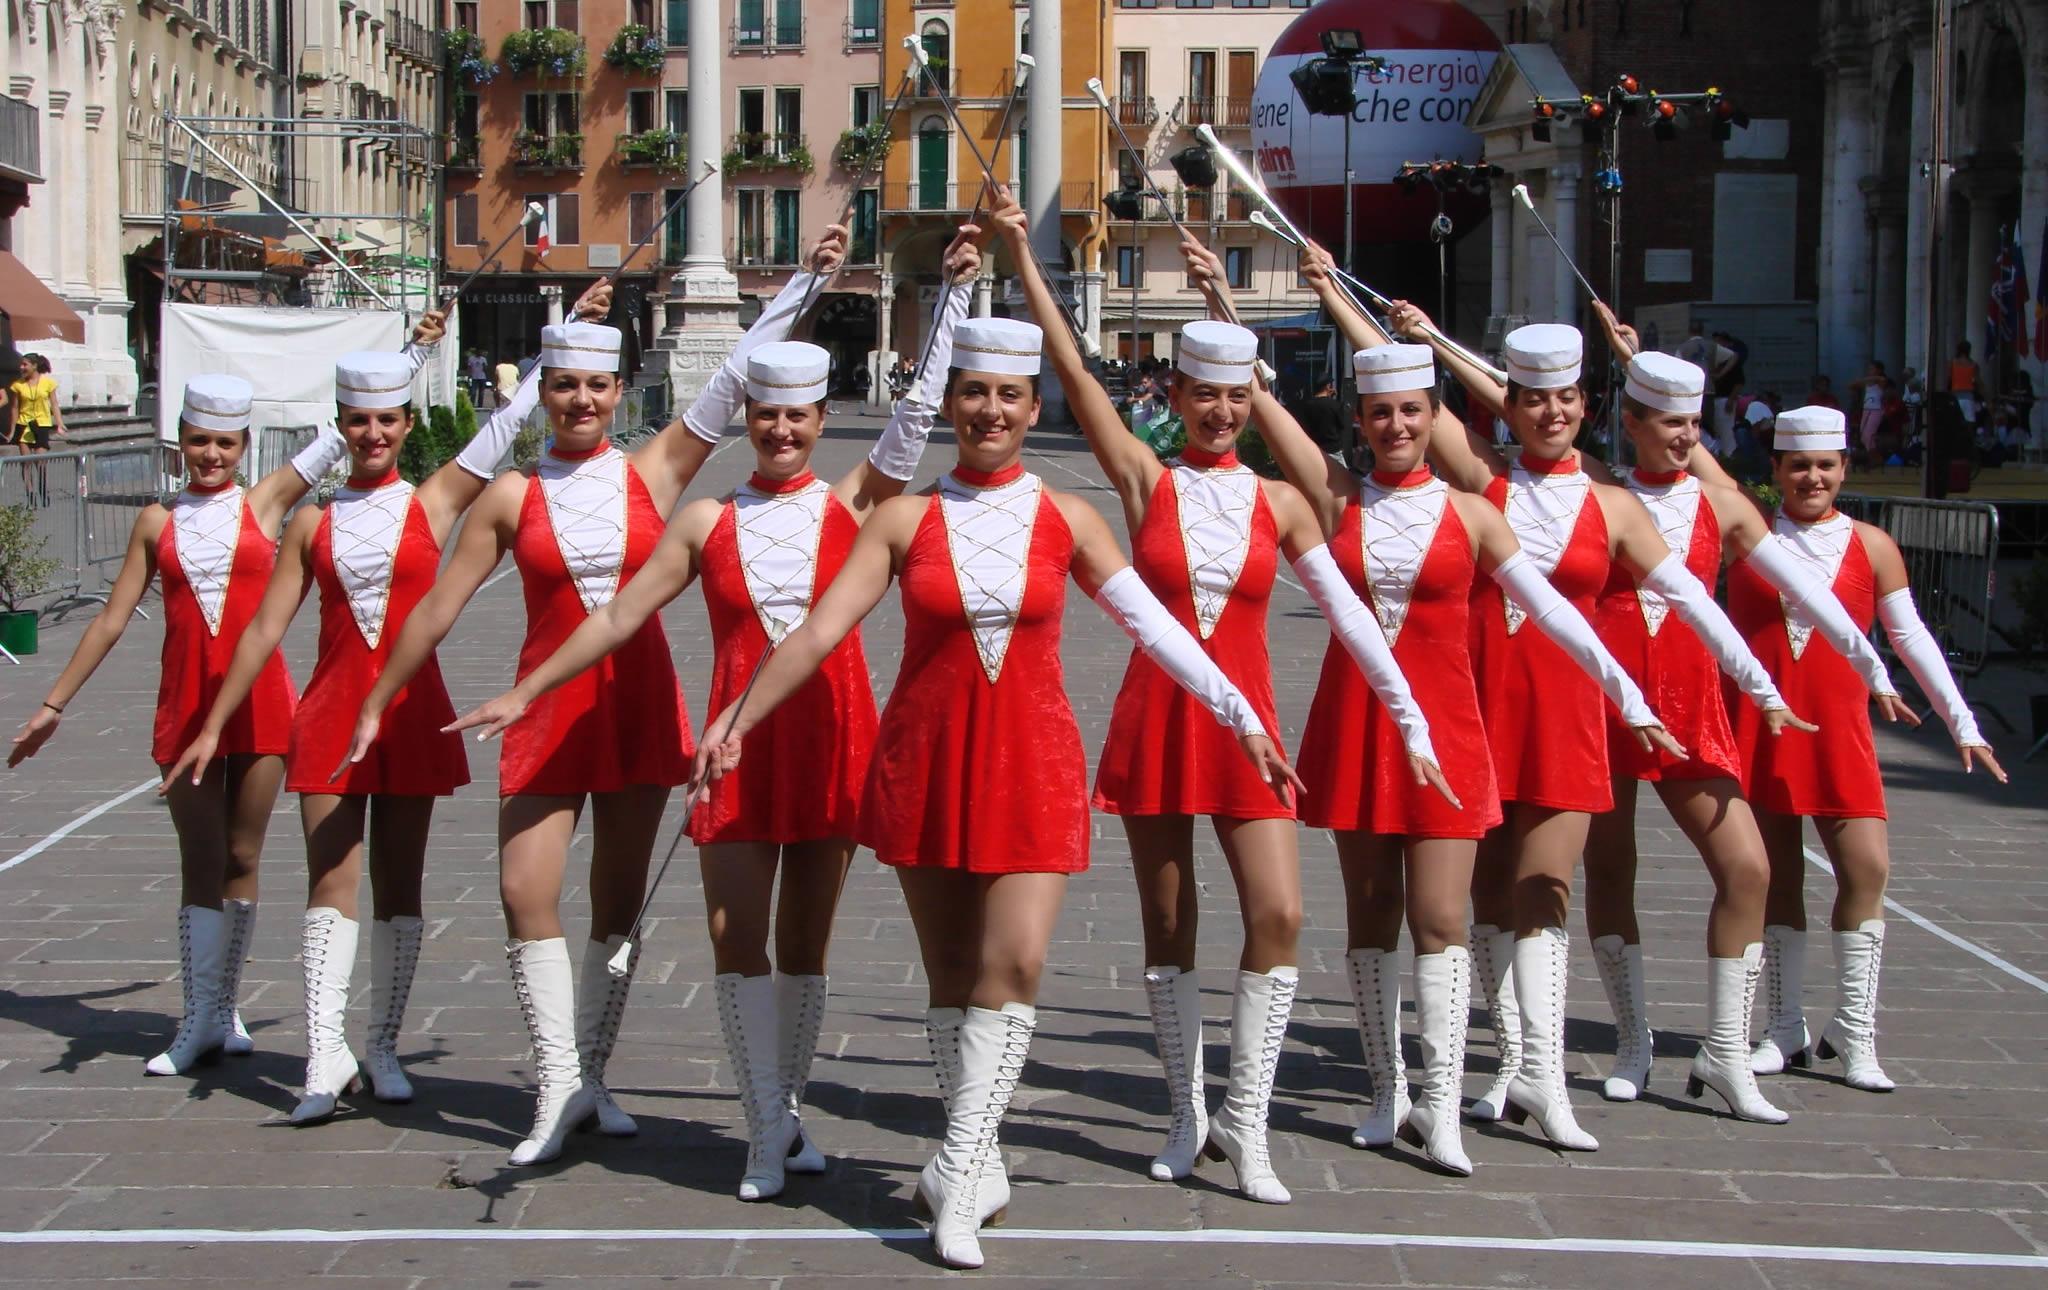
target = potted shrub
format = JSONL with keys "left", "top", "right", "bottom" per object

{"left": 502, "top": 27, "right": 587, "bottom": 79}
{"left": 604, "top": 24, "right": 666, "bottom": 75}
{"left": 0, "top": 503, "right": 58, "bottom": 655}
{"left": 835, "top": 122, "right": 892, "bottom": 171}
{"left": 445, "top": 28, "right": 500, "bottom": 85}
{"left": 618, "top": 128, "right": 687, "bottom": 171}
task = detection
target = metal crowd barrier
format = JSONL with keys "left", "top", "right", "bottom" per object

{"left": 1838, "top": 492, "right": 2004, "bottom": 730}
{"left": 1, "top": 441, "right": 174, "bottom": 618}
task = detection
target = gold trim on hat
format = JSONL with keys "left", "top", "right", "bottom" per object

{"left": 336, "top": 377, "right": 413, "bottom": 394}
{"left": 748, "top": 375, "right": 830, "bottom": 389}
{"left": 1360, "top": 358, "right": 1434, "bottom": 376}
{"left": 955, "top": 341, "right": 1042, "bottom": 358}
{"left": 1509, "top": 358, "right": 1582, "bottom": 374}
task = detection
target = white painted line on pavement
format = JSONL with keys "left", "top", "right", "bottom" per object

{"left": 0, "top": 1226, "right": 2042, "bottom": 1269}
{"left": 1803, "top": 846, "right": 2048, "bottom": 996}
{"left": 0, "top": 779, "right": 158, "bottom": 876}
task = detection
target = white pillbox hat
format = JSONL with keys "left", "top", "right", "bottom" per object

{"left": 1353, "top": 343, "right": 1436, "bottom": 395}
{"left": 951, "top": 317, "right": 1043, "bottom": 377}
{"left": 540, "top": 321, "right": 622, "bottom": 373}
{"left": 1624, "top": 351, "right": 1706, "bottom": 414}
{"left": 333, "top": 351, "right": 416, "bottom": 410}
{"left": 1771, "top": 405, "right": 1848, "bottom": 453}
{"left": 1504, "top": 323, "right": 1583, "bottom": 390}
{"left": 746, "top": 341, "right": 831, "bottom": 406}
{"left": 1177, "top": 320, "right": 1259, "bottom": 386}
{"left": 181, "top": 373, "right": 254, "bottom": 432}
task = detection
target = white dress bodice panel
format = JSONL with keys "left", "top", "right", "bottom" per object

{"left": 1170, "top": 459, "right": 1259, "bottom": 640}
{"left": 170, "top": 486, "right": 245, "bottom": 636}
{"left": 327, "top": 480, "right": 414, "bottom": 649}
{"left": 938, "top": 470, "right": 1043, "bottom": 683}
{"left": 1501, "top": 463, "right": 1591, "bottom": 635}
{"left": 733, "top": 478, "right": 830, "bottom": 644}
{"left": 1359, "top": 474, "right": 1450, "bottom": 647}
{"left": 537, "top": 446, "right": 629, "bottom": 614}
{"left": 1772, "top": 510, "right": 1854, "bottom": 659}
{"left": 1627, "top": 473, "right": 1704, "bottom": 638}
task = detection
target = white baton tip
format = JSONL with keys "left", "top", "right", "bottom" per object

{"left": 606, "top": 941, "right": 635, "bottom": 977}
{"left": 524, "top": 201, "right": 546, "bottom": 221}
{"left": 1512, "top": 183, "right": 1534, "bottom": 205}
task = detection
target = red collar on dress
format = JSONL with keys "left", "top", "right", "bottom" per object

{"left": 346, "top": 467, "right": 403, "bottom": 490}
{"left": 1179, "top": 444, "right": 1240, "bottom": 470}
{"left": 749, "top": 468, "right": 817, "bottom": 495}
{"left": 1632, "top": 468, "right": 1687, "bottom": 486}
{"left": 1518, "top": 450, "right": 1581, "bottom": 476}
{"left": 1371, "top": 464, "right": 1435, "bottom": 488}
{"left": 549, "top": 437, "right": 612, "bottom": 461}
{"left": 185, "top": 478, "right": 237, "bottom": 495}
{"left": 952, "top": 461, "right": 1026, "bottom": 488}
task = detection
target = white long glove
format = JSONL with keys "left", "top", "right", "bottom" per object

{"left": 289, "top": 427, "right": 350, "bottom": 486}
{"left": 399, "top": 340, "right": 434, "bottom": 378}
{"left": 1492, "top": 551, "right": 1659, "bottom": 729}
{"left": 1291, "top": 544, "right": 1436, "bottom": 764}
{"left": 682, "top": 270, "right": 826, "bottom": 443}
{"left": 453, "top": 361, "right": 544, "bottom": 480}
{"left": 1877, "top": 588, "right": 1987, "bottom": 748}
{"left": 1094, "top": 566, "right": 1265, "bottom": 739}
{"left": 1640, "top": 555, "right": 1786, "bottom": 713}
{"left": 1742, "top": 533, "right": 1898, "bottom": 697}
{"left": 869, "top": 280, "right": 972, "bottom": 481}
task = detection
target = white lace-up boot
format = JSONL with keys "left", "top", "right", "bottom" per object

{"left": 917, "top": 1006, "right": 1012, "bottom": 1222}
{"left": 927, "top": 1003, "right": 1034, "bottom": 1270}
{"left": 1815, "top": 920, "right": 1894, "bottom": 1092}
{"left": 575, "top": 936, "right": 639, "bottom": 1136}
{"left": 220, "top": 897, "right": 257, "bottom": 1055}
{"left": 1203, "top": 967, "right": 1297, "bottom": 1204}
{"left": 290, "top": 908, "right": 362, "bottom": 1125}
{"left": 1466, "top": 924, "right": 1522, "bottom": 1121}
{"left": 1503, "top": 927, "right": 1599, "bottom": 1151}
{"left": 1592, "top": 935, "right": 1653, "bottom": 1101}
{"left": 364, "top": 915, "right": 422, "bottom": 1103}
{"left": 1687, "top": 944, "right": 1789, "bottom": 1122}
{"left": 776, "top": 972, "right": 829, "bottom": 1174}
{"left": 145, "top": 905, "right": 231, "bottom": 1076}
{"left": 506, "top": 938, "right": 595, "bottom": 1166}
{"left": 1346, "top": 948, "right": 1409, "bottom": 1147}
{"left": 1401, "top": 948, "right": 1473, "bottom": 1176}
{"left": 716, "top": 973, "right": 803, "bottom": 1201}
{"left": 1750, "top": 924, "right": 1812, "bottom": 1075}
{"left": 1142, "top": 966, "right": 1207, "bottom": 1180}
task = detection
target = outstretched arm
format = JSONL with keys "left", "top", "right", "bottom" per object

{"left": 9, "top": 510, "right": 162, "bottom": 767}
{"left": 1864, "top": 525, "right": 2005, "bottom": 778}
{"left": 1383, "top": 299, "right": 1506, "bottom": 494}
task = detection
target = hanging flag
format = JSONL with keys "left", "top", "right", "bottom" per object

{"left": 1988, "top": 229, "right": 2020, "bottom": 356}
{"left": 2010, "top": 234, "right": 2031, "bottom": 358}
{"left": 2035, "top": 218, "right": 2048, "bottom": 362}
{"left": 535, "top": 213, "right": 552, "bottom": 260}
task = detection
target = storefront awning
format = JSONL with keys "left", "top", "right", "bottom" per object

{"left": 0, "top": 250, "right": 84, "bottom": 344}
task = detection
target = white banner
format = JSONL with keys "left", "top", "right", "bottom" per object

{"left": 159, "top": 304, "right": 409, "bottom": 443}
{"left": 1251, "top": 49, "right": 1496, "bottom": 189}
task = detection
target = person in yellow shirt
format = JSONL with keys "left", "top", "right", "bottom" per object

{"left": 9, "top": 353, "right": 64, "bottom": 505}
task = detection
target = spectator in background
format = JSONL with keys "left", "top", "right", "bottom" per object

{"left": 1290, "top": 375, "right": 1347, "bottom": 457}
{"left": 9, "top": 352, "right": 63, "bottom": 506}
{"left": 1849, "top": 360, "right": 1891, "bottom": 462}
{"left": 495, "top": 354, "right": 520, "bottom": 407}
{"left": 465, "top": 349, "right": 489, "bottom": 407}
{"left": 1712, "top": 329, "right": 1749, "bottom": 395}
{"left": 1676, "top": 320, "right": 1711, "bottom": 373}
{"left": 1734, "top": 400, "right": 1774, "bottom": 480}
{"left": 1807, "top": 374, "right": 1840, "bottom": 409}
{"left": 1949, "top": 340, "right": 1982, "bottom": 424}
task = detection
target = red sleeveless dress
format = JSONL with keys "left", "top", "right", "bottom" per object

{"left": 1595, "top": 471, "right": 1742, "bottom": 783}
{"left": 288, "top": 485, "right": 469, "bottom": 796}
{"left": 691, "top": 475, "right": 877, "bottom": 844}
{"left": 500, "top": 451, "right": 693, "bottom": 797}
{"left": 1298, "top": 475, "right": 1500, "bottom": 837}
{"left": 1471, "top": 459, "right": 1615, "bottom": 813}
{"left": 152, "top": 490, "right": 296, "bottom": 766}
{"left": 859, "top": 469, "right": 1087, "bottom": 873}
{"left": 1724, "top": 512, "right": 1885, "bottom": 819}
{"left": 1094, "top": 459, "right": 1289, "bottom": 820}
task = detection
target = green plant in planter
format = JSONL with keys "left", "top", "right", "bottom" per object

{"left": 723, "top": 132, "right": 814, "bottom": 176}
{"left": 604, "top": 24, "right": 666, "bottom": 74}
{"left": 514, "top": 130, "right": 584, "bottom": 168}
{"left": 445, "top": 29, "right": 500, "bottom": 85}
{"left": 835, "top": 122, "right": 892, "bottom": 170}
{"left": 618, "top": 128, "right": 687, "bottom": 170}
{"left": 502, "top": 27, "right": 588, "bottom": 79}
{"left": 0, "top": 504, "right": 58, "bottom": 652}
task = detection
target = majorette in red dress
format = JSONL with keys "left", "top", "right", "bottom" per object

{"left": 152, "top": 484, "right": 297, "bottom": 766}
{"left": 500, "top": 442, "right": 693, "bottom": 797}
{"left": 692, "top": 470, "right": 877, "bottom": 844}
{"left": 1297, "top": 468, "right": 1500, "bottom": 838}
{"left": 859, "top": 465, "right": 1088, "bottom": 873}
{"left": 287, "top": 475, "right": 469, "bottom": 796}
{"left": 1724, "top": 511, "right": 1886, "bottom": 819}
{"left": 1094, "top": 449, "right": 1288, "bottom": 820}
{"left": 1593, "top": 469, "right": 1743, "bottom": 783}
{"left": 1470, "top": 455, "right": 1615, "bottom": 813}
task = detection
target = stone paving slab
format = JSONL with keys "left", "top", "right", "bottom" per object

{"left": 3, "top": 430, "right": 2048, "bottom": 1286}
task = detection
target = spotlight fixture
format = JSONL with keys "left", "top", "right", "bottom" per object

{"left": 1320, "top": 28, "right": 1364, "bottom": 60}
{"left": 1532, "top": 99, "right": 1556, "bottom": 142}
{"left": 1169, "top": 144, "right": 1218, "bottom": 190}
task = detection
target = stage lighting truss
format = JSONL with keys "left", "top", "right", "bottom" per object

{"left": 1394, "top": 160, "right": 1504, "bottom": 198}
{"left": 1528, "top": 77, "right": 1751, "bottom": 145}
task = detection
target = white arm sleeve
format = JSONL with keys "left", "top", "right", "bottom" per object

{"left": 289, "top": 426, "right": 350, "bottom": 486}
{"left": 1492, "top": 551, "right": 1658, "bottom": 729}
{"left": 1877, "top": 588, "right": 1986, "bottom": 748}
{"left": 681, "top": 270, "right": 825, "bottom": 443}
{"left": 1291, "top": 544, "right": 1436, "bottom": 763}
{"left": 453, "top": 361, "right": 543, "bottom": 480}
{"left": 1094, "top": 566, "right": 1265, "bottom": 739}
{"left": 1743, "top": 534, "right": 1898, "bottom": 696}
{"left": 1641, "top": 555, "right": 1785, "bottom": 712}
{"left": 399, "top": 340, "right": 432, "bottom": 379}
{"left": 869, "top": 280, "right": 972, "bottom": 481}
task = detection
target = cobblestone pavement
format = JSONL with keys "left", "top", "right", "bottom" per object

{"left": 3, "top": 425, "right": 2047, "bottom": 1288}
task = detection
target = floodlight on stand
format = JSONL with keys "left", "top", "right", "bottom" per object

{"left": 1651, "top": 96, "right": 1679, "bottom": 141}
{"left": 1104, "top": 191, "right": 1144, "bottom": 221}
{"left": 1532, "top": 99, "right": 1557, "bottom": 143}
{"left": 1169, "top": 144, "right": 1218, "bottom": 191}
{"left": 1321, "top": 28, "right": 1364, "bottom": 60}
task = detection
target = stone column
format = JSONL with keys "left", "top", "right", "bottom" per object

{"left": 1958, "top": 164, "right": 2014, "bottom": 374}
{"left": 542, "top": 283, "right": 564, "bottom": 326}
{"left": 1549, "top": 162, "right": 1581, "bottom": 326}
{"left": 1820, "top": 62, "right": 1874, "bottom": 390}
{"left": 1489, "top": 179, "right": 1512, "bottom": 318}
{"left": 874, "top": 271, "right": 896, "bottom": 407}
{"left": 654, "top": 0, "right": 745, "bottom": 406}
{"left": 1903, "top": 37, "right": 1934, "bottom": 375}
{"left": 973, "top": 273, "right": 992, "bottom": 318}
{"left": 1866, "top": 188, "right": 1908, "bottom": 376}
{"left": 2021, "top": 36, "right": 2048, "bottom": 394}
{"left": 1027, "top": 0, "right": 1066, "bottom": 420}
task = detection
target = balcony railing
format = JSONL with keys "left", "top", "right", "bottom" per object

{"left": 446, "top": 135, "right": 482, "bottom": 173}
{"left": 0, "top": 92, "right": 41, "bottom": 184}
{"left": 1112, "top": 95, "right": 1158, "bottom": 127}
{"left": 912, "top": 65, "right": 953, "bottom": 99}
{"left": 1179, "top": 96, "right": 1252, "bottom": 129}
{"left": 884, "top": 180, "right": 1095, "bottom": 215}
{"left": 725, "top": 131, "right": 813, "bottom": 174}
{"left": 512, "top": 131, "right": 584, "bottom": 170}
{"left": 730, "top": 236, "right": 801, "bottom": 268}
{"left": 616, "top": 129, "right": 687, "bottom": 170}
{"left": 385, "top": 10, "right": 441, "bottom": 66}
{"left": 731, "top": 16, "right": 806, "bottom": 51}
{"left": 843, "top": 17, "right": 879, "bottom": 48}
